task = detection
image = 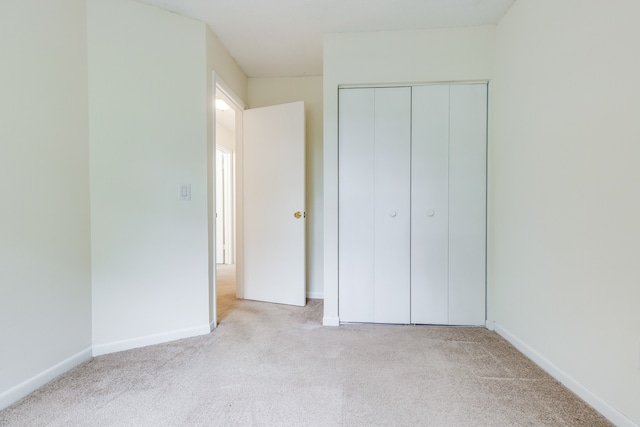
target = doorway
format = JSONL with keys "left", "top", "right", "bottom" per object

{"left": 211, "top": 79, "right": 307, "bottom": 327}
{"left": 214, "top": 84, "right": 239, "bottom": 324}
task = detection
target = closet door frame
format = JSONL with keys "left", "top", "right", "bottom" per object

{"left": 337, "top": 82, "right": 487, "bottom": 326}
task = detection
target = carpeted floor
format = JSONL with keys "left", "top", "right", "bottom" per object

{"left": 0, "top": 265, "right": 611, "bottom": 426}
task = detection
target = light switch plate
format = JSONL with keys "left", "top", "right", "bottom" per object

{"left": 179, "top": 184, "right": 191, "bottom": 201}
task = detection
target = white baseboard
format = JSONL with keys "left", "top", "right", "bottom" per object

{"left": 493, "top": 322, "right": 637, "bottom": 427}
{"left": 306, "top": 292, "right": 324, "bottom": 299}
{"left": 209, "top": 319, "right": 216, "bottom": 332}
{"left": 92, "top": 324, "right": 211, "bottom": 356}
{"left": 0, "top": 347, "right": 92, "bottom": 411}
{"left": 322, "top": 316, "right": 340, "bottom": 326}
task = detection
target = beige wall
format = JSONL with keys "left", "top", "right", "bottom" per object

{"left": 207, "top": 28, "right": 248, "bottom": 107}
{"left": 490, "top": 0, "right": 640, "bottom": 424}
{"left": 1, "top": 0, "right": 250, "bottom": 406}
{"left": 248, "top": 77, "right": 324, "bottom": 297}
{"left": 0, "top": 0, "right": 92, "bottom": 408}
{"left": 323, "top": 27, "right": 496, "bottom": 324}
{"left": 88, "top": 0, "right": 211, "bottom": 353}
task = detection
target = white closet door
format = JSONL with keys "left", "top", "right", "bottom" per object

{"left": 373, "top": 87, "right": 411, "bottom": 324}
{"left": 339, "top": 84, "right": 485, "bottom": 326}
{"left": 411, "top": 85, "right": 450, "bottom": 324}
{"left": 338, "top": 88, "right": 375, "bottom": 322}
{"left": 448, "top": 84, "right": 487, "bottom": 326}
{"left": 338, "top": 87, "right": 411, "bottom": 324}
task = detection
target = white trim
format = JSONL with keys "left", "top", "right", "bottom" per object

{"left": 485, "top": 319, "right": 495, "bottom": 331}
{"left": 338, "top": 80, "right": 490, "bottom": 90}
{"left": 209, "top": 319, "right": 216, "bottom": 332}
{"left": 233, "top": 92, "right": 245, "bottom": 300}
{"left": 216, "top": 78, "right": 246, "bottom": 110}
{"left": 0, "top": 347, "right": 92, "bottom": 411}
{"left": 306, "top": 292, "right": 324, "bottom": 299}
{"left": 493, "top": 322, "right": 637, "bottom": 427}
{"left": 322, "top": 316, "right": 340, "bottom": 326}
{"left": 92, "top": 324, "right": 210, "bottom": 356}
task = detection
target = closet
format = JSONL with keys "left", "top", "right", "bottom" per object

{"left": 338, "top": 83, "right": 487, "bottom": 326}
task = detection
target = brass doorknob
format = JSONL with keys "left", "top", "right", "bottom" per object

{"left": 294, "top": 211, "right": 302, "bottom": 219}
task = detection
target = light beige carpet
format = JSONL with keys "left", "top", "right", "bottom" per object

{"left": 0, "top": 265, "right": 611, "bottom": 426}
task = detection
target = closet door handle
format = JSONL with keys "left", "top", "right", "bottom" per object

{"left": 389, "top": 210, "right": 397, "bottom": 218}
{"left": 426, "top": 209, "right": 435, "bottom": 217}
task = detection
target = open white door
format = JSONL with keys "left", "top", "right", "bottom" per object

{"left": 242, "top": 101, "right": 306, "bottom": 306}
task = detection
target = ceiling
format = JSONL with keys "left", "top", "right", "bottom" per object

{"left": 138, "top": 0, "right": 516, "bottom": 78}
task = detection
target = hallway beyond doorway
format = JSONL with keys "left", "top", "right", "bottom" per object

{"left": 216, "top": 264, "right": 236, "bottom": 324}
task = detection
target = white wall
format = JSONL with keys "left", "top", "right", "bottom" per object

{"left": 88, "top": 0, "right": 211, "bottom": 353}
{"left": 490, "top": 0, "right": 640, "bottom": 424}
{"left": 0, "top": 0, "right": 92, "bottom": 408}
{"left": 248, "top": 77, "right": 324, "bottom": 298}
{"left": 323, "top": 27, "right": 496, "bottom": 324}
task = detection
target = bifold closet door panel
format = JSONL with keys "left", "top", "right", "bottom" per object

{"left": 338, "top": 88, "right": 375, "bottom": 322}
{"left": 339, "top": 84, "right": 485, "bottom": 326}
{"left": 410, "top": 85, "right": 450, "bottom": 325}
{"left": 448, "top": 84, "right": 487, "bottom": 326}
{"left": 373, "top": 87, "right": 411, "bottom": 324}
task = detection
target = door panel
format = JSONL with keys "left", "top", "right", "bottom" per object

{"left": 338, "top": 87, "right": 411, "bottom": 324}
{"left": 448, "top": 84, "right": 487, "bottom": 325}
{"left": 373, "top": 87, "right": 411, "bottom": 324}
{"left": 243, "top": 101, "right": 306, "bottom": 307}
{"left": 411, "top": 85, "right": 450, "bottom": 324}
{"left": 338, "top": 89, "right": 376, "bottom": 322}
